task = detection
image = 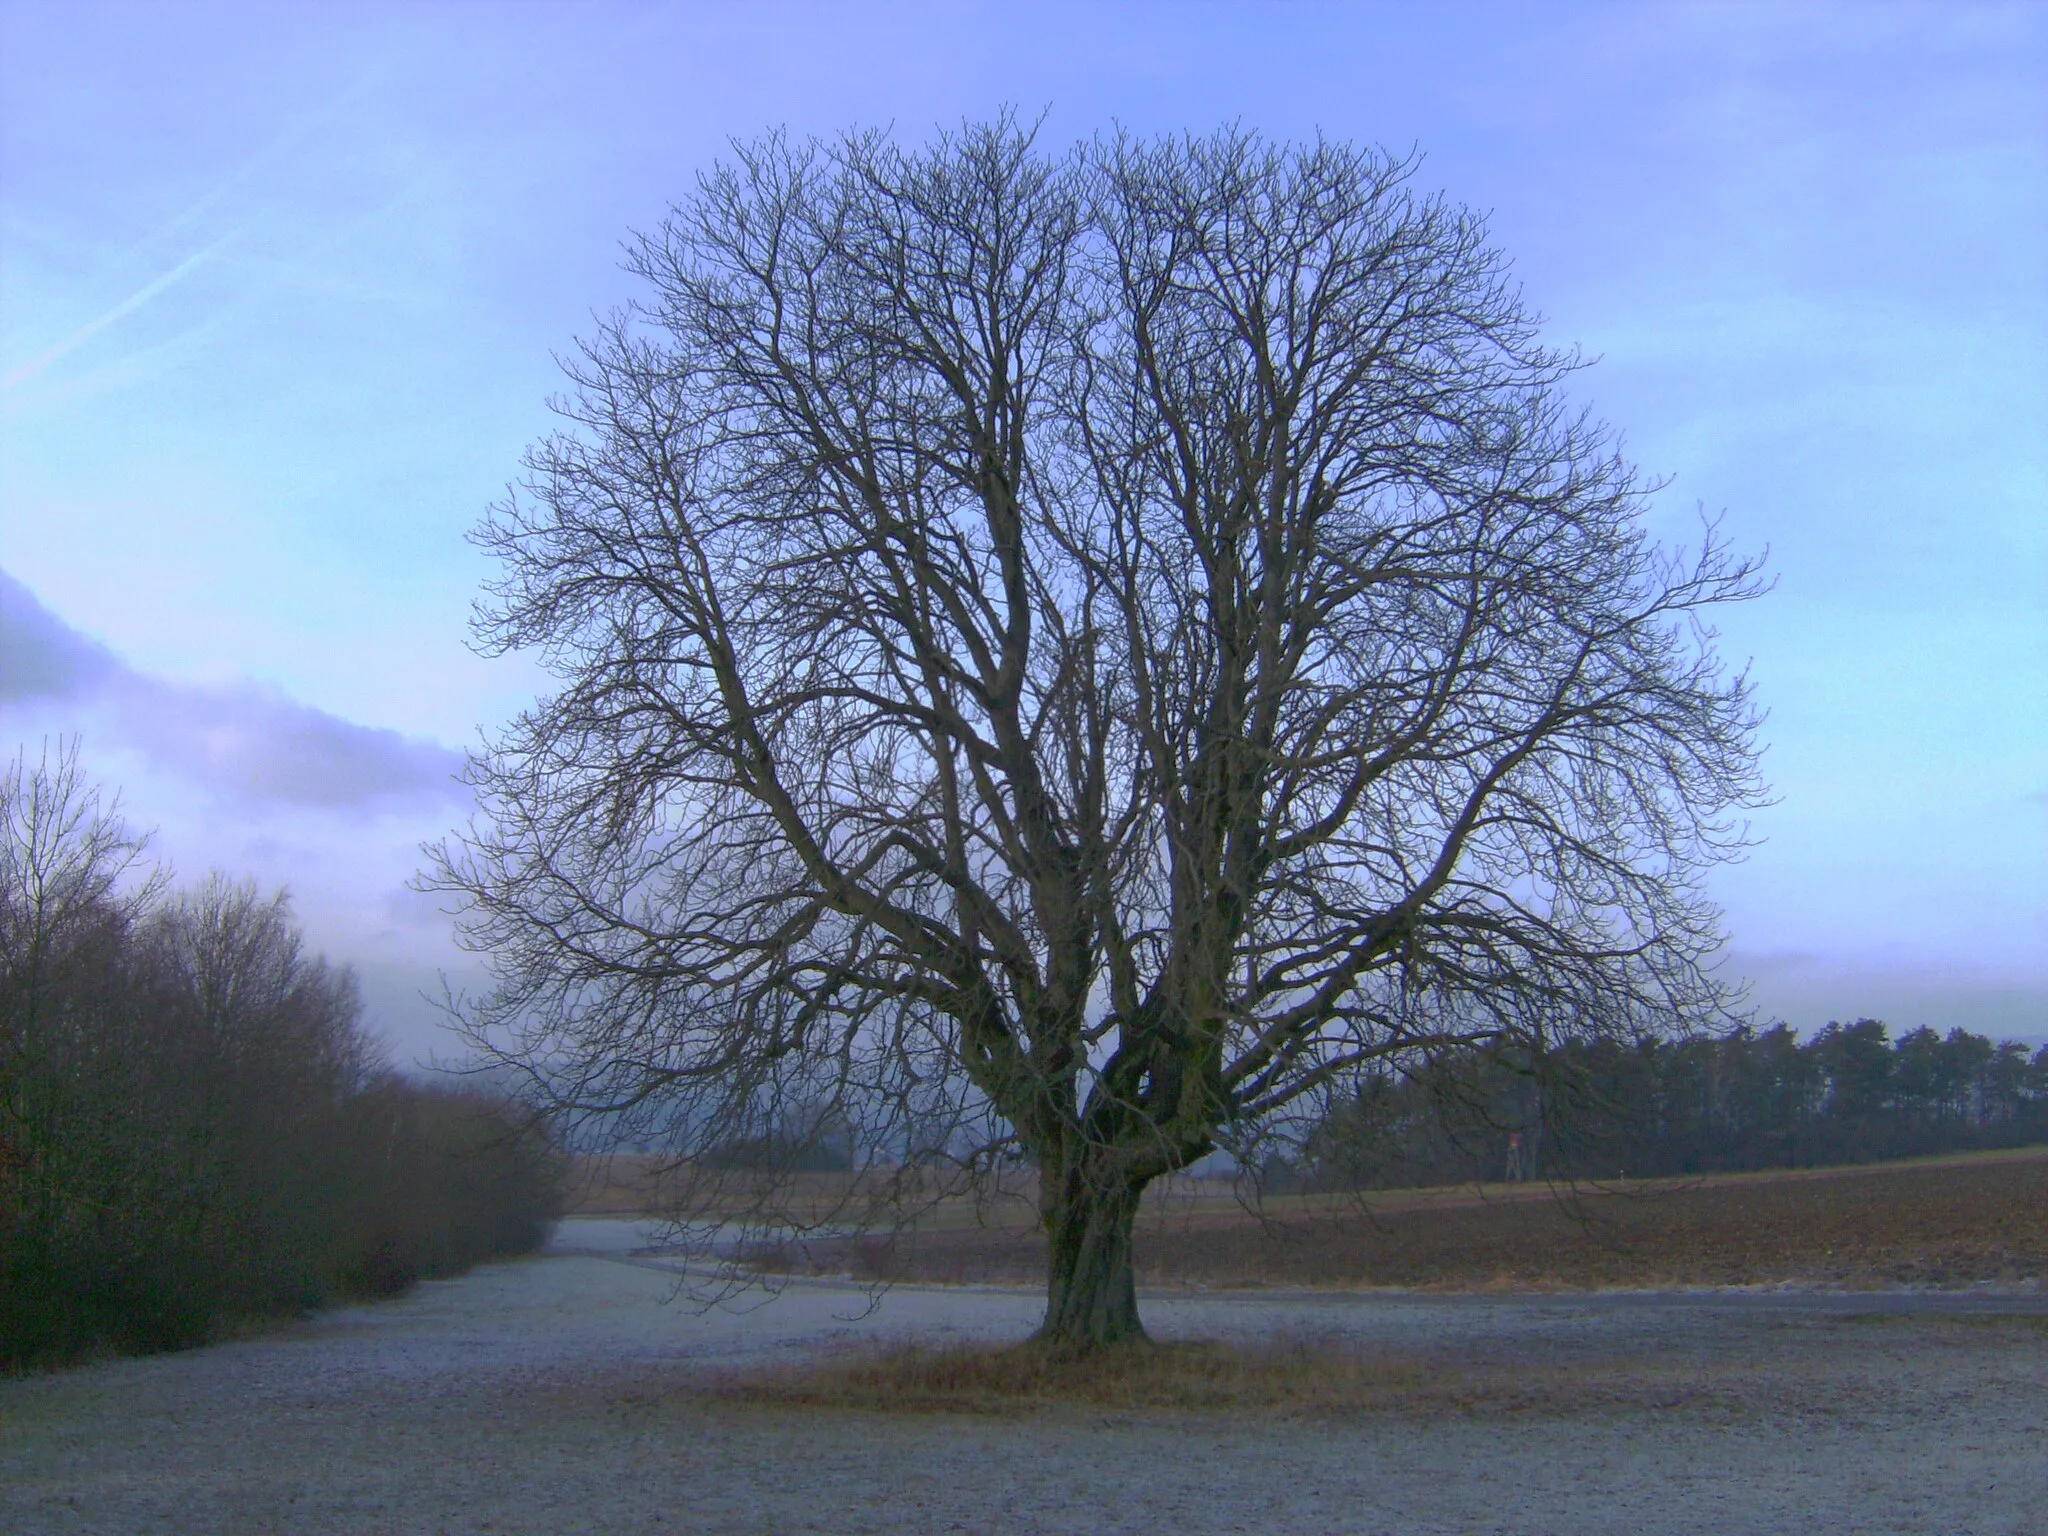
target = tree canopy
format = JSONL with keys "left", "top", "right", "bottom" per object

{"left": 431, "top": 120, "right": 1766, "bottom": 1347}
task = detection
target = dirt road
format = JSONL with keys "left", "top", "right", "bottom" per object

{"left": 3, "top": 1226, "right": 2044, "bottom": 1534}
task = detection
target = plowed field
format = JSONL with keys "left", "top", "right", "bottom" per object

{"left": 774, "top": 1146, "right": 2048, "bottom": 1290}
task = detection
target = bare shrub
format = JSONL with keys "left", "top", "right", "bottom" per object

{"left": 0, "top": 745, "right": 565, "bottom": 1369}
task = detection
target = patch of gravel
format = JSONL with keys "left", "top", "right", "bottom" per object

{"left": 4, "top": 1231, "right": 2045, "bottom": 1534}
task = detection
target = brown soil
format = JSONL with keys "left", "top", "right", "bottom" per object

{"left": 768, "top": 1146, "right": 2048, "bottom": 1290}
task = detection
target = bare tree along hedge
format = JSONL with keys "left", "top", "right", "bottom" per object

{"left": 0, "top": 746, "right": 563, "bottom": 1368}
{"left": 432, "top": 122, "right": 1766, "bottom": 1349}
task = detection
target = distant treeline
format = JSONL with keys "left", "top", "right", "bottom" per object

{"left": 0, "top": 746, "right": 564, "bottom": 1370}
{"left": 1303, "top": 1020, "right": 2048, "bottom": 1190}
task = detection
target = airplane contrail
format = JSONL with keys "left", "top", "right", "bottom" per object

{"left": 2, "top": 229, "right": 241, "bottom": 391}
{"left": 2, "top": 57, "right": 409, "bottom": 396}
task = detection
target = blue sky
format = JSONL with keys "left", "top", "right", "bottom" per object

{"left": 2, "top": 0, "right": 2042, "bottom": 1060}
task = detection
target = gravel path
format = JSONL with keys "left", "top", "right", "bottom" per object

{"left": 4, "top": 1221, "right": 2045, "bottom": 1534}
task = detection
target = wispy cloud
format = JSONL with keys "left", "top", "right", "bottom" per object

{"left": 1, "top": 72, "right": 380, "bottom": 396}
{"left": 1, "top": 230, "right": 240, "bottom": 391}
{"left": 0, "top": 570, "right": 462, "bottom": 809}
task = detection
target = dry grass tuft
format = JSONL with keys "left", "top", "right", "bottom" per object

{"left": 705, "top": 1335, "right": 1762, "bottom": 1419}
{"left": 713, "top": 1336, "right": 1429, "bottom": 1414}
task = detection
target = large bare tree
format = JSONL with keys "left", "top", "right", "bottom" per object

{"left": 431, "top": 122, "right": 1765, "bottom": 1348}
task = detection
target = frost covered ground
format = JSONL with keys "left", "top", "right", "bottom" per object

{"left": 3, "top": 1219, "right": 2045, "bottom": 1534}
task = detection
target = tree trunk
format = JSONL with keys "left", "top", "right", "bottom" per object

{"left": 1037, "top": 1172, "right": 1146, "bottom": 1350}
